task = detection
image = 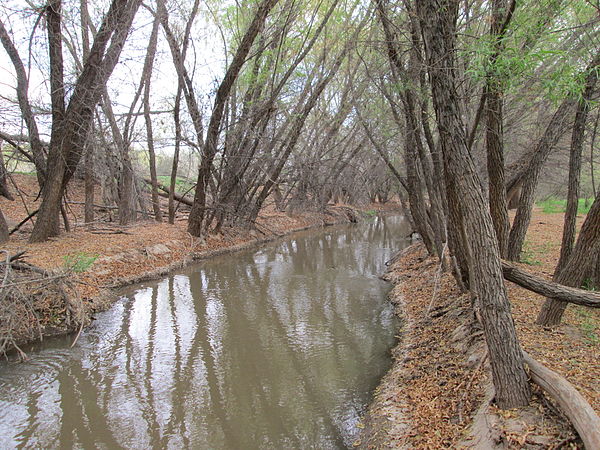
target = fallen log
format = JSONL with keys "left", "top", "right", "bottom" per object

{"left": 143, "top": 178, "right": 193, "bottom": 207}
{"left": 523, "top": 352, "right": 600, "bottom": 449}
{"left": 501, "top": 260, "right": 600, "bottom": 308}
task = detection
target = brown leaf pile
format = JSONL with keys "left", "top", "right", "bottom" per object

{"left": 360, "top": 209, "right": 599, "bottom": 448}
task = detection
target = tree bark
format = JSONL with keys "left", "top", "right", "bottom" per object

{"left": 142, "top": 15, "right": 162, "bottom": 222}
{"left": 169, "top": 85, "right": 183, "bottom": 224}
{"left": 537, "top": 189, "right": 600, "bottom": 325}
{"left": 30, "top": 0, "right": 143, "bottom": 242}
{"left": 0, "top": 149, "right": 11, "bottom": 244}
{"left": 501, "top": 260, "right": 600, "bottom": 308}
{"left": 417, "top": 0, "right": 530, "bottom": 408}
{"left": 556, "top": 52, "right": 600, "bottom": 272}
{"left": 84, "top": 140, "right": 95, "bottom": 223}
{"left": 187, "top": 0, "right": 280, "bottom": 236}
{"left": 523, "top": 352, "right": 600, "bottom": 450}
{"left": 0, "top": 208, "right": 8, "bottom": 244}
{"left": 506, "top": 98, "right": 576, "bottom": 260}
{"left": 485, "top": 0, "right": 516, "bottom": 258}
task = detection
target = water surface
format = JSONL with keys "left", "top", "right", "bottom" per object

{"left": 0, "top": 215, "right": 410, "bottom": 449}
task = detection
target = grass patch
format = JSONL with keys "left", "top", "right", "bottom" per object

{"left": 577, "top": 308, "right": 599, "bottom": 346}
{"left": 581, "top": 278, "right": 598, "bottom": 291}
{"left": 362, "top": 210, "right": 378, "bottom": 221}
{"left": 157, "top": 176, "right": 195, "bottom": 195}
{"left": 537, "top": 197, "right": 594, "bottom": 215}
{"left": 63, "top": 252, "right": 98, "bottom": 273}
{"left": 520, "top": 241, "right": 541, "bottom": 266}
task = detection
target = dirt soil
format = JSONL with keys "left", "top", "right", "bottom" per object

{"left": 359, "top": 209, "right": 599, "bottom": 449}
{"left": 1, "top": 174, "right": 400, "bottom": 355}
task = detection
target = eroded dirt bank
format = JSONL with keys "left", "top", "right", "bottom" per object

{"left": 1, "top": 201, "right": 396, "bottom": 356}
{"left": 359, "top": 209, "right": 599, "bottom": 448}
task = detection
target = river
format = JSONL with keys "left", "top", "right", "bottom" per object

{"left": 0, "top": 215, "right": 411, "bottom": 449}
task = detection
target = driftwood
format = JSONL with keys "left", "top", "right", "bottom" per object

{"left": 143, "top": 178, "right": 194, "bottom": 206}
{"left": 523, "top": 352, "right": 600, "bottom": 449}
{"left": 501, "top": 260, "right": 600, "bottom": 308}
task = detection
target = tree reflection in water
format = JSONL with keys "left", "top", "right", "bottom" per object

{"left": 0, "top": 215, "right": 411, "bottom": 449}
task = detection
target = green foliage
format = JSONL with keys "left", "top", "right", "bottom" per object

{"left": 63, "top": 252, "right": 98, "bottom": 273}
{"left": 581, "top": 278, "right": 597, "bottom": 292}
{"left": 536, "top": 197, "right": 594, "bottom": 215}
{"left": 362, "top": 209, "right": 378, "bottom": 220}
{"left": 462, "top": 0, "right": 598, "bottom": 101}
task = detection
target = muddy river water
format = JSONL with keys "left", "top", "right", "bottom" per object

{"left": 0, "top": 215, "right": 410, "bottom": 449}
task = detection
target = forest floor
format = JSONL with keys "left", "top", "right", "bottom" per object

{"left": 359, "top": 210, "right": 600, "bottom": 449}
{"left": 0, "top": 173, "right": 399, "bottom": 355}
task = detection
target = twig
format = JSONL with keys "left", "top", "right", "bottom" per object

{"left": 9, "top": 209, "right": 39, "bottom": 235}
{"left": 10, "top": 261, "right": 48, "bottom": 275}
{"left": 1, "top": 250, "right": 10, "bottom": 288}
{"left": 1, "top": 274, "right": 66, "bottom": 287}
{"left": 89, "top": 230, "right": 132, "bottom": 235}
{"left": 70, "top": 320, "right": 84, "bottom": 348}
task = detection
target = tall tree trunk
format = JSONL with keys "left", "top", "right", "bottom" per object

{"left": 0, "top": 148, "right": 12, "bottom": 244}
{"left": 84, "top": 140, "right": 94, "bottom": 223}
{"left": 485, "top": 0, "right": 516, "bottom": 258}
{"left": 169, "top": 85, "right": 183, "bottom": 224}
{"left": 101, "top": 90, "right": 136, "bottom": 225}
{"left": 590, "top": 110, "right": 599, "bottom": 198}
{"left": 506, "top": 98, "right": 576, "bottom": 260}
{"left": 187, "top": 0, "right": 280, "bottom": 236}
{"left": 30, "top": 0, "right": 143, "bottom": 242}
{"left": 142, "top": 15, "right": 162, "bottom": 222}
{"left": 537, "top": 190, "right": 600, "bottom": 326}
{"left": 417, "top": 0, "right": 530, "bottom": 408}
{"left": 375, "top": 0, "right": 439, "bottom": 255}
{"left": 555, "top": 52, "right": 600, "bottom": 273}
{"left": 118, "top": 156, "right": 136, "bottom": 225}
{"left": 81, "top": 0, "right": 94, "bottom": 225}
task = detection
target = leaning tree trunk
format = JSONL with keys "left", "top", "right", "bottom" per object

{"left": 417, "top": 0, "right": 530, "bottom": 408}
{"left": 84, "top": 141, "right": 95, "bottom": 223}
{"left": 30, "top": 0, "right": 143, "bottom": 242}
{"left": 187, "top": 0, "right": 280, "bottom": 236}
{"left": 142, "top": 14, "right": 162, "bottom": 222}
{"left": 555, "top": 51, "right": 600, "bottom": 273}
{"left": 0, "top": 19, "right": 47, "bottom": 185}
{"left": 537, "top": 190, "right": 600, "bottom": 326}
{"left": 506, "top": 98, "right": 576, "bottom": 260}
{"left": 485, "top": 0, "right": 515, "bottom": 258}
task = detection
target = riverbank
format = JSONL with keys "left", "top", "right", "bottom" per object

{"left": 1, "top": 174, "right": 401, "bottom": 356}
{"left": 360, "top": 209, "right": 599, "bottom": 448}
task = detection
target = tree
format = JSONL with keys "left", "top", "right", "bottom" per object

{"left": 416, "top": 0, "right": 531, "bottom": 408}
{"left": 30, "top": 0, "right": 143, "bottom": 242}
{"left": 186, "top": 0, "right": 281, "bottom": 236}
{"left": 484, "top": 0, "right": 516, "bottom": 258}
{"left": 555, "top": 51, "right": 600, "bottom": 273}
{"left": 537, "top": 189, "right": 600, "bottom": 326}
{"left": 0, "top": 19, "right": 47, "bottom": 186}
{"left": 0, "top": 146, "right": 13, "bottom": 243}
